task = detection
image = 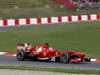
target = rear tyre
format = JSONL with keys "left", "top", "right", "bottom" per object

{"left": 60, "top": 53, "right": 70, "bottom": 63}
{"left": 16, "top": 51, "right": 26, "bottom": 61}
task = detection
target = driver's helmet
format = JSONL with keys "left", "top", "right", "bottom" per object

{"left": 45, "top": 42, "right": 49, "bottom": 45}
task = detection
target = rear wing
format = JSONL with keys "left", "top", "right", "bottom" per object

{"left": 17, "top": 43, "right": 32, "bottom": 51}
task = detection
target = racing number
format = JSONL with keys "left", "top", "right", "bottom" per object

{"left": 51, "top": 57, "right": 56, "bottom": 61}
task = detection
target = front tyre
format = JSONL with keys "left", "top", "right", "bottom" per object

{"left": 84, "top": 58, "right": 91, "bottom": 62}
{"left": 60, "top": 53, "right": 70, "bottom": 63}
{"left": 16, "top": 51, "right": 26, "bottom": 61}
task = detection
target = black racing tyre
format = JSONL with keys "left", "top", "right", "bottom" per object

{"left": 16, "top": 51, "right": 26, "bottom": 61}
{"left": 60, "top": 53, "right": 70, "bottom": 63}
{"left": 84, "top": 58, "right": 91, "bottom": 62}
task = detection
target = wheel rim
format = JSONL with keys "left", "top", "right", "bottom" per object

{"left": 60, "top": 53, "right": 69, "bottom": 63}
{"left": 17, "top": 53, "right": 22, "bottom": 59}
{"left": 17, "top": 52, "right": 24, "bottom": 60}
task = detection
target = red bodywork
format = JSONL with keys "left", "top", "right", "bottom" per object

{"left": 16, "top": 43, "right": 90, "bottom": 63}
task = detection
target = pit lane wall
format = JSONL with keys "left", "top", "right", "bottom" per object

{"left": 0, "top": 14, "right": 100, "bottom": 27}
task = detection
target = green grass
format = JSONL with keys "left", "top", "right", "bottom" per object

{"left": 0, "top": 21, "right": 100, "bottom": 58}
{"left": 0, "top": 0, "right": 100, "bottom": 18}
{"left": 0, "top": 65, "right": 100, "bottom": 74}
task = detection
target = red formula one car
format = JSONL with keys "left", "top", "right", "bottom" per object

{"left": 16, "top": 43, "right": 90, "bottom": 63}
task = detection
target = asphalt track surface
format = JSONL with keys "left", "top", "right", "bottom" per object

{"left": 0, "top": 55, "right": 100, "bottom": 70}
{"left": 0, "top": 24, "right": 100, "bottom": 70}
